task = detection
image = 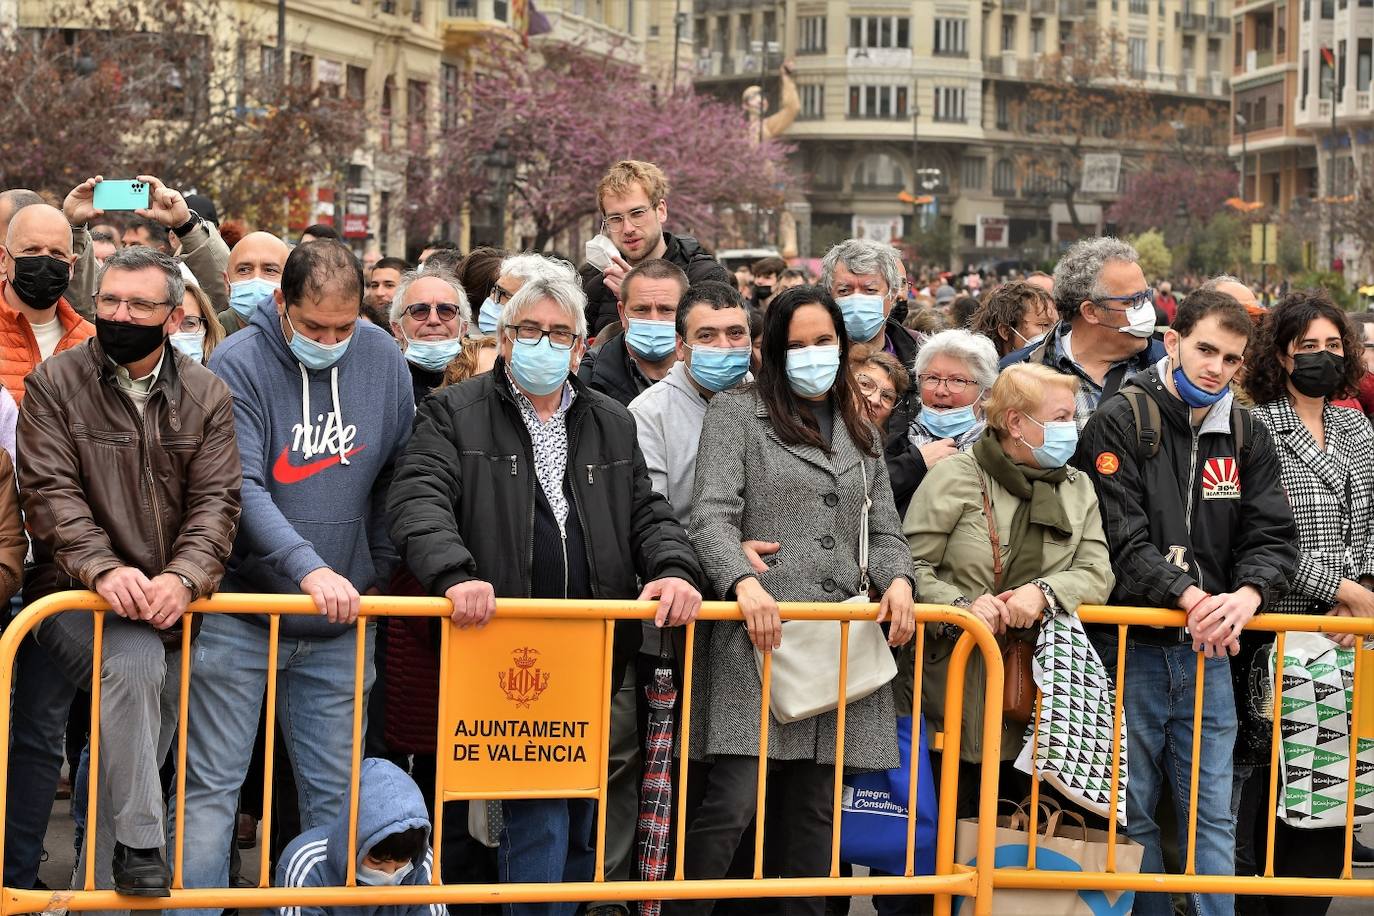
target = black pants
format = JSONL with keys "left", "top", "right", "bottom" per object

{"left": 1235, "top": 764, "right": 1344, "bottom": 916}
{"left": 664, "top": 755, "right": 835, "bottom": 916}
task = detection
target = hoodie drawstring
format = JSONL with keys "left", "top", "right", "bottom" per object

{"left": 298, "top": 364, "right": 349, "bottom": 466}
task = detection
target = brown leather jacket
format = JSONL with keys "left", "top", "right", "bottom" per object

{"left": 17, "top": 338, "right": 242, "bottom": 637}
{"left": 0, "top": 448, "right": 26, "bottom": 605}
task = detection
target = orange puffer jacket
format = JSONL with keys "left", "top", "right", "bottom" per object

{"left": 0, "top": 283, "right": 95, "bottom": 403}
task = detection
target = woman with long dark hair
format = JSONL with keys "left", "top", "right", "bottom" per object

{"left": 671, "top": 286, "right": 916, "bottom": 916}
{"left": 1238, "top": 289, "right": 1374, "bottom": 914}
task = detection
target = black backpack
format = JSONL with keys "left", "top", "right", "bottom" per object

{"left": 1119, "top": 382, "right": 1252, "bottom": 464}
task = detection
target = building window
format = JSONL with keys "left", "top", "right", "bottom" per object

{"left": 1277, "top": 5, "right": 1287, "bottom": 56}
{"left": 1031, "top": 19, "right": 1045, "bottom": 54}
{"left": 407, "top": 79, "right": 428, "bottom": 151}
{"left": 993, "top": 158, "right": 1017, "bottom": 195}
{"left": 853, "top": 152, "right": 907, "bottom": 190}
{"left": 996, "top": 93, "right": 1011, "bottom": 129}
{"left": 1128, "top": 38, "right": 1147, "bottom": 77}
{"left": 799, "top": 83, "right": 824, "bottom": 119}
{"left": 1302, "top": 50, "right": 1310, "bottom": 98}
{"left": 933, "top": 86, "right": 966, "bottom": 122}
{"left": 1207, "top": 39, "right": 1220, "bottom": 73}
{"left": 813, "top": 152, "right": 842, "bottom": 188}
{"left": 1001, "top": 16, "right": 1015, "bottom": 52}
{"left": 1339, "top": 41, "right": 1348, "bottom": 100}
{"left": 260, "top": 44, "right": 278, "bottom": 83}
{"left": 381, "top": 0, "right": 397, "bottom": 12}
{"left": 290, "top": 51, "right": 314, "bottom": 88}
{"left": 849, "top": 16, "right": 911, "bottom": 49}
{"left": 1129, "top": 0, "right": 1148, "bottom": 12}
{"left": 1234, "top": 26, "right": 1242, "bottom": 68}
{"left": 798, "top": 15, "right": 826, "bottom": 54}
{"left": 346, "top": 64, "right": 367, "bottom": 104}
{"left": 380, "top": 76, "right": 394, "bottom": 152}
{"left": 934, "top": 19, "right": 967, "bottom": 56}
{"left": 961, "top": 156, "right": 986, "bottom": 191}
{"left": 1359, "top": 39, "right": 1372, "bottom": 92}
{"left": 848, "top": 84, "right": 908, "bottom": 118}
{"left": 440, "top": 63, "right": 460, "bottom": 131}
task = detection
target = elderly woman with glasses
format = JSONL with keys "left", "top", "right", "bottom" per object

{"left": 891, "top": 329, "right": 1000, "bottom": 515}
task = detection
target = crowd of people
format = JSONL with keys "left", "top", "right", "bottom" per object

{"left": 0, "top": 155, "right": 1368, "bottom": 916}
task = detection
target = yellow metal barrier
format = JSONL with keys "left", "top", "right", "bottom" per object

{"left": 997, "top": 605, "right": 1374, "bottom": 903}
{"left": 0, "top": 593, "right": 1006, "bottom": 915}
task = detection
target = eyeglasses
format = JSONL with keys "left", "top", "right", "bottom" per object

{"left": 855, "top": 373, "right": 897, "bottom": 408}
{"left": 404, "top": 302, "right": 461, "bottom": 322}
{"left": 1092, "top": 289, "right": 1156, "bottom": 311}
{"left": 918, "top": 373, "right": 978, "bottom": 394}
{"left": 179, "top": 315, "right": 206, "bottom": 333}
{"left": 491, "top": 285, "right": 516, "bottom": 306}
{"left": 507, "top": 323, "right": 579, "bottom": 350}
{"left": 92, "top": 294, "right": 173, "bottom": 320}
{"left": 602, "top": 204, "right": 658, "bottom": 233}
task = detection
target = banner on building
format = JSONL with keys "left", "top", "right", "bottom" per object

{"left": 852, "top": 215, "right": 904, "bottom": 243}
{"left": 976, "top": 216, "right": 1010, "bottom": 249}
{"left": 1081, "top": 154, "right": 1123, "bottom": 195}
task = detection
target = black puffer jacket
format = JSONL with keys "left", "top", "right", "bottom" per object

{"left": 386, "top": 359, "right": 703, "bottom": 675}
{"left": 1073, "top": 365, "right": 1298, "bottom": 628}
{"left": 580, "top": 231, "right": 731, "bottom": 335}
{"left": 873, "top": 318, "right": 927, "bottom": 517}
{"left": 576, "top": 329, "right": 651, "bottom": 407}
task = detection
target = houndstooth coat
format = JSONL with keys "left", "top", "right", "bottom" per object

{"left": 686, "top": 385, "right": 914, "bottom": 771}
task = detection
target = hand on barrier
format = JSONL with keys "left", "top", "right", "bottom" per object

{"left": 1188, "top": 585, "right": 1260, "bottom": 658}
{"left": 969, "top": 593, "right": 1008, "bottom": 636}
{"left": 743, "top": 539, "right": 780, "bottom": 573}
{"left": 1335, "top": 578, "right": 1374, "bottom": 618}
{"left": 877, "top": 577, "right": 915, "bottom": 647}
{"left": 301, "top": 567, "right": 361, "bottom": 625}
{"left": 94, "top": 566, "right": 154, "bottom": 620}
{"left": 142, "top": 573, "right": 192, "bottom": 629}
{"left": 1326, "top": 604, "right": 1360, "bottom": 649}
{"left": 446, "top": 579, "right": 495, "bottom": 629}
{"left": 997, "top": 584, "right": 1048, "bottom": 630}
{"left": 736, "top": 576, "right": 782, "bottom": 651}
{"left": 640, "top": 575, "right": 702, "bottom": 627}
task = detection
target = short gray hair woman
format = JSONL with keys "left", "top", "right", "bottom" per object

{"left": 909, "top": 328, "right": 1000, "bottom": 456}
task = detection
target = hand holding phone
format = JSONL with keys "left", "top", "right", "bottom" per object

{"left": 92, "top": 179, "right": 151, "bottom": 212}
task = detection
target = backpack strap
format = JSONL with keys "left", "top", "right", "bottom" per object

{"left": 1230, "top": 402, "right": 1252, "bottom": 466}
{"left": 1120, "top": 383, "right": 1162, "bottom": 461}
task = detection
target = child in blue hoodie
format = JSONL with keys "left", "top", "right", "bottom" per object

{"left": 276, "top": 758, "right": 444, "bottom": 916}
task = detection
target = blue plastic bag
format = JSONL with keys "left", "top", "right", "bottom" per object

{"left": 839, "top": 715, "right": 939, "bottom": 875}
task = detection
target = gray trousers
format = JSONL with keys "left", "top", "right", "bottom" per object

{"left": 37, "top": 612, "right": 179, "bottom": 891}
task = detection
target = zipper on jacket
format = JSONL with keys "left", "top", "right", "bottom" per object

{"left": 587, "top": 465, "right": 594, "bottom": 485}
{"left": 115, "top": 387, "right": 170, "bottom": 570}
{"left": 508, "top": 455, "right": 517, "bottom": 476}
{"left": 561, "top": 526, "right": 569, "bottom": 599}
{"left": 1184, "top": 427, "right": 1205, "bottom": 593}
{"left": 568, "top": 411, "right": 599, "bottom": 598}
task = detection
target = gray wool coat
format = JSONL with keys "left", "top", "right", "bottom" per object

{"left": 687, "top": 386, "right": 914, "bottom": 771}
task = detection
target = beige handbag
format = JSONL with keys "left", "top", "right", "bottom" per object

{"left": 753, "top": 461, "right": 899, "bottom": 725}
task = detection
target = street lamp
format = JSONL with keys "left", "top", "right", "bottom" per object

{"left": 1234, "top": 112, "right": 1248, "bottom": 200}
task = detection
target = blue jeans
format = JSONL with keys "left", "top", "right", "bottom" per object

{"left": 168, "top": 613, "right": 374, "bottom": 916}
{"left": 1091, "top": 632, "right": 1237, "bottom": 916}
{"left": 499, "top": 798, "right": 595, "bottom": 916}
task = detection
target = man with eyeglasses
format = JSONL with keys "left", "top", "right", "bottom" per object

{"left": 388, "top": 268, "right": 471, "bottom": 403}
{"left": 580, "top": 160, "right": 730, "bottom": 336}
{"left": 171, "top": 240, "right": 413, "bottom": 913}
{"left": 388, "top": 269, "right": 702, "bottom": 915}
{"left": 579, "top": 259, "right": 690, "bottom": 407}
{"left": 1001, "top": 236, "right": 1166, "bottom": 431}
{"left": 16, "top": 245, "right": 241, "bottom": 896}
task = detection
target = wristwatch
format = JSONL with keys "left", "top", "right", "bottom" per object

{"left": 176, "top": 573, "right": 197, "bottom": 598}
{"left": 172, "top": 211, "right": 202, "bottom": 238}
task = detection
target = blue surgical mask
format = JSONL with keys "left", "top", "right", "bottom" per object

{"left": 356, "top": 860, "right": 413, "bottom": 886}
{"left": 785, "top": 345, "right": 841, "bottom": 399}
{"left": 1024, "top": 416, "right": 1079, "bottom": 469}
{"left": 509, "top": 336, "right": 572, "bottom": 396}
{"left": 920, "top": 404, "right": 978, "bottom": 439}
{"left": 477, "top": 296, "right": 502, "bottom": 334}
{"left": 285, "top": 312, "right": 351, "bottom": 371}
{"left": 405, "top": 335, "right": 462, "bottom": 372}
{"left": 835, "top": 294, "right": 886, "bottom": 343}
{"left": 625, "top": 318, "right": 677, "bottom": 361}
{"left": 229, "top": 277, "right": 277, "bottom": 321}
{"left": 1172, "top": 357, "right": 1229, "bottom": 408}
{"left": 169, "top": 330, "right": 205, "bottom": 364}
{"left": 686, "top": 344, "right": 750, "bottom": 393}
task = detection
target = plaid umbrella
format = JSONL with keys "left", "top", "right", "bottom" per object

{"left": 636, "top": 643, "right": 679, "bottom": 916}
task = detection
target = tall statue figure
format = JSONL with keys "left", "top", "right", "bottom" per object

{"left": 741, "top": 61, "right": 801, "bottom": 258}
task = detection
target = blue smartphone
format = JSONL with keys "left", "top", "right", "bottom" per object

{"left": 92, "top": 179, "right": 150, "bottom": 211}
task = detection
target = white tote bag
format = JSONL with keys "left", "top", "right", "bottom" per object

{"left": 754, "top": 461, "right": 898, "bottom": 725}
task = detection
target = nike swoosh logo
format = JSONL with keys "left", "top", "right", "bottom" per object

{"left": 272, "top": 445, "right": 366, "bottom": 485}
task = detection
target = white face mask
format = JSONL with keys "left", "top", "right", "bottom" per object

{"left": 356, "top": 860, "right": 413, "bottom": 886}
{"left": 1118, "top": 300, "right": 1157, "bottom": 338}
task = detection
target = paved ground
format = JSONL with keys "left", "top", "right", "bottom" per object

{"left": 30, "top": 795, "right": 1374, "bottom": 914}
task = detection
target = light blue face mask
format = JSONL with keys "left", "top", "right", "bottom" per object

{"left": 509, "top": 336, "right": 572, "bottom": 396}
{"left": 1024, "top": 415, "right": 1079, "bottom": 469}
{"left": 169, "top": 331, "right": 205, "bottom": 365}
{"left": 229, "top": 277, "right": 277, "bottom": 321}
{"left": 405, "top": 336, "right": 462, "bottom": 372}
{"left": 477, "top": 296, "right": 502, "bottom": 334}
{"left": 920, "top": 404, "right": 978, "bottom": 439}
{"left": 836, "top": 294, "right": 886, "bottom": 343}
{"left": 626, "top": 318, "right": 677, "bottom": 361}
{"left": 285, "top": 312, "right": 351, "bottom": 371}
{"left": 785, "top": 345, "right": 841, "bottom": 399}
{"left": 686, "top": 344, "right": 750, "bottom": 393}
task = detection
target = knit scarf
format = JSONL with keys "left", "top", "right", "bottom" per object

{"left": 971, "top": 432, "right": 1072, "bottom": 589}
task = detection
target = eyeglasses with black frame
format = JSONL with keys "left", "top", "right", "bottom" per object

{"left": 1091, "top": 289, "right": 1156, "bottom": 311}
{"left": 507, "top": 323, "right": 579, "bottom": 351}
{"left": 92, "top": 294, "right": 173, "bottom": 321}
{"left": 404, "top": 302, "right": 461, "bottom": 322}
{"left": 179, "top": 315, "right": 207, "bottom": 333}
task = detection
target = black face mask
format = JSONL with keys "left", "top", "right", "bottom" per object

{"left": 96, "top": 317, "right": 166, "bottom": 366}
{"left": 8, "top": 254, "right": 70, "bottom": 310}
{"left": 754, "top": 284, "right": 774, "bottom": 300}
{"left": 1289, "top": 350, "right": 1346, "bottom": 399}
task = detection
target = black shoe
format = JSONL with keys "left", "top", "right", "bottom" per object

{"left": 1354, "top": 839, "right": 1374, "bottom": 866}
{"left": 111, "top": 843, "right": 170, "bottom": 897}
